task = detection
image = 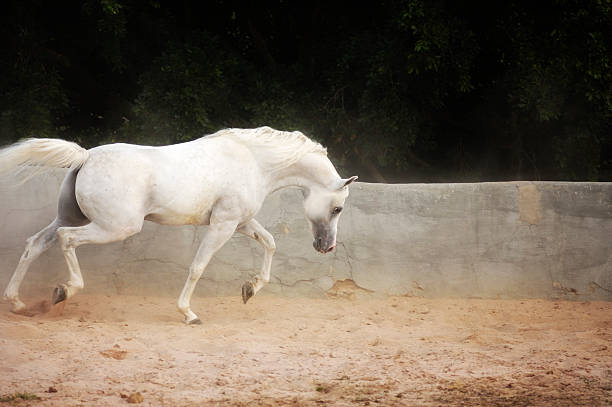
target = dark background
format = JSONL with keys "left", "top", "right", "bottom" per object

{"left": 1, "top": 0, "right": 611, "bottom": 182}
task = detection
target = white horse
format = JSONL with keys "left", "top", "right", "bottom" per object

{"left": 0, "top": 127, "right": 357, "bottom": 324}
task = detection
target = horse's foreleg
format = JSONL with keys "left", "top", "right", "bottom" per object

{"left": 237, "top": 219, "right": 276, "bottom": 304}
{"left": 177, "top": 221, "right": 237, "bottom": 325}
{"left": 3, "top": 219, "right": 60, "bottom": 313}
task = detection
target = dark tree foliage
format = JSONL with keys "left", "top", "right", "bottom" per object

{"left": 1, "top": 0, "right": 610, "bottom": 181}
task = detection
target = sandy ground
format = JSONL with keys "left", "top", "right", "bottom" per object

{"left": 0, "top": 293, "right": 610, "bottom": 406}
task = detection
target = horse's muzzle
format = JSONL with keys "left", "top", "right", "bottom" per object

{"left": 311, "top": 220, "right": 336, "bottom": 254}
{"left": 313, "top": 238, "right": 335, "bottom": 254}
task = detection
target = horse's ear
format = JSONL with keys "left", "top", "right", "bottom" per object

{"left": 338, "top": 176, "right": 358, "bottom": 190}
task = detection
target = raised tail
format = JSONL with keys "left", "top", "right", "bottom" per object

{"left": 0, "top": 138, "right": 89, "bottom": 185}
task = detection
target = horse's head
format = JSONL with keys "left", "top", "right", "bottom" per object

{"left": 303, "top": 175, "right": 358, "bottom": 254}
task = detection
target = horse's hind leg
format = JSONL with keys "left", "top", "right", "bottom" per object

{"left": 3, "top": 219, "right": 61, "bottom": 313}
{"left": 53, "top": 221, "right": 142, "bottom": 304}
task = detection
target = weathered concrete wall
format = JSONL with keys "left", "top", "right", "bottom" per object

{"left": 1, "top": 170, "right": 611, "bottom": 301}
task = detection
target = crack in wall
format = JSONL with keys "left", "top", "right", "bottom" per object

{"left": 590, "top": 281, "right": 612, "bottom": 294}
{"left": 272, "top": 276, "right": 318, "bottom": 288}
{"left": 337, "top": 241, "right": 355, "bottom": 280}
{"left": 552, "top": 281, "right": 578, "bottom": 295}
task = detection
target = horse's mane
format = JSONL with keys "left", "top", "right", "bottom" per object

{"left": 207, "top": 126, "right": 327, "bottom": 172}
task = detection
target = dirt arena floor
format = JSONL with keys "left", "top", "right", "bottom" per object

{"left": 0, "top": 293, "right": 610, "bottom": 406}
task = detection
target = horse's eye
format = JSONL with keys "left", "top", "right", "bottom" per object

{"left": 332, "top": 206, "right": 343, "bottom": 215}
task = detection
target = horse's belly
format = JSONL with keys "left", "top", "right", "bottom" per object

{"left": 143, "top": 176, "right": 225, "bottom": 225}
{"left": 144, "top": 205, "right": 213, "bottom": 226}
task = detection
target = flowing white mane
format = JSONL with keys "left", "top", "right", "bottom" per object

{"left": 207, "top": 126, "right": 327, "bottom": 172}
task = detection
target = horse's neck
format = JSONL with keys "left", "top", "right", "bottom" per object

{"left": 266, "top": 153, "right": 339, "bottom": 194}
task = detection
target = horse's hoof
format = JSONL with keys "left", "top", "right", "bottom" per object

{"left": 52, "top": 285, "right": 67, "bottom": 305}
{"left": 242, "top": 281, "right": 254, "bottom": 304}
{"left": 186, "top": 318, "right": 202, "bottom": 325}
{"left": 10, "top": 303, "right": 29, "bottom": 315}
{"left": 4, "top": 297, "right": 26, "bottom": 314}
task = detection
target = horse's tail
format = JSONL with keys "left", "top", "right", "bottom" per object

{"left": 0, "top": 138, "right": 89, "bottom": 185}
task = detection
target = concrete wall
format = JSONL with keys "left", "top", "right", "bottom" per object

{"left": 1, "top": 170, "right": 611, "bottom": 301}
